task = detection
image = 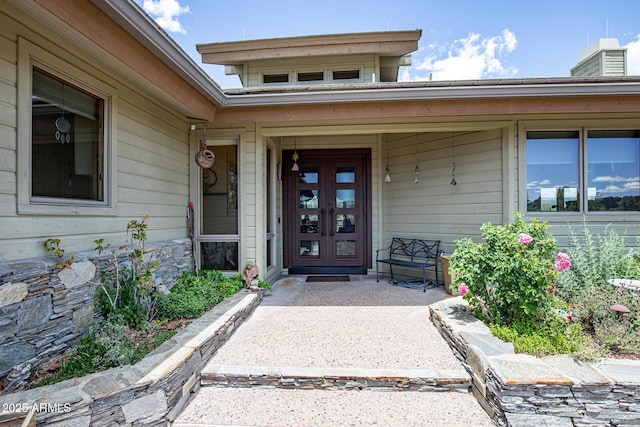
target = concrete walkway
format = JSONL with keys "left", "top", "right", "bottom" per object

{"left": 173, "top": 275, "right": 494, "bottom": 426}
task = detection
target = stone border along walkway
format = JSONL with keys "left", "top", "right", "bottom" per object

{"left": 3, "top": 283, "right": 638, "bottom": 426}
{"left": 430, "top": 297, "right": 640, "bottom": 427}
{"left": 201, "top": 364, "right": 471, "bottom": 392}
{"left": 0, "top": 290, "right": 262, "bottom": 426}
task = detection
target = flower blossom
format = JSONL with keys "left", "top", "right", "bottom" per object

{"left": 458, "top": 283, "right": 469, "bottom": 295}
{"left": 555, "top": 252, "right": 571, "bottom": 271}
{"left": 518, "top": 233, "right": 533, "bottom": 244}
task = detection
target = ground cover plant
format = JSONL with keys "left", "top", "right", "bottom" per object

{"left": 33, "top": 217, "right": 271, "bottom": 388}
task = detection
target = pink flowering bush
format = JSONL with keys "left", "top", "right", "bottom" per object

{"left": 555, "top": 252, "right": 572, "bottom": 271}
{"left": 451, "top": 213, "right": 571, "bottom": 326}
{"left": 458, "top": 283, "right": 469, "bottom": 295}
{"left": 518, "top": 233, "right": 533, "bottom": 244}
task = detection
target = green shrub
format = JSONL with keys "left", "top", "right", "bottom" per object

{"left": 556, "top": 222, "right": 640, "bottom": 301}
{"left": 95, "top": 266, "right": 152, "bottom": 329}
{"left": 450, "top": 213, "right": 567, "bottom": 325}
{"left": 35, "top": 317, "right": 138, "bottom": 387}
{"left": 34, "top": 317, "right": 177, "bottom": 387}
{"left": 156, "top": 279, "right": 221, "bottom": 319}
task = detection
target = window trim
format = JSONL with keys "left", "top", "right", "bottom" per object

{"left": 17, "top": 37, "right": 118, "bottom": 215}
{"left": 519, "top": 122, "right": 640, "bottom": 218}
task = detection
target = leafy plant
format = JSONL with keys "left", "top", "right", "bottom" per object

{"left": 450, "top": 213, "right": 567, "bottom": 325}
{"left": 556, "top": 221, "right": 640, "bottom": 301}
{"left": 93, "top": 216, "right": 160, "bottom": 328}
{"left": 573, "top": 286, "right": 640, "bottom": 354}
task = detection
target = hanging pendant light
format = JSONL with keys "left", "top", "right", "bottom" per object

{"left": 451, "top": 131, "right": 457, "bottom": 185}
{"left": 291, "top": 139, "right": 300, "bottom": 171}
{"left": 385, "top": 139, "right": 391, "bottom": 182}
{"left": 414, "top": 134, "right": 420, "bottom": 183}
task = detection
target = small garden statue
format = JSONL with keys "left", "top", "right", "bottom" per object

{"left": 242, "top": 261, "right": 260, "bottom": 291}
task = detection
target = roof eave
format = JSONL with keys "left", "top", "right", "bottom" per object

{"left": 90, "top": 0, "right": 227, "bottom": 107}
{"left": 222, "top": 81, "right": 640, "bottom": 107}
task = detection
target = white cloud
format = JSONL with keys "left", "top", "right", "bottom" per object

{"left": 526, "top": 179, "right": 551, "bottom": 189}
{"left": 401, "top": 29, "right": 518, "bottom": 82}
{"left": 625, "top": 34, "right": 640, "bottom": 75}
{"left": 142, "top": 0, "right": 190, "bottom": 35}
{"left": 592, "top": 175, "right": 639, "bottom": 183}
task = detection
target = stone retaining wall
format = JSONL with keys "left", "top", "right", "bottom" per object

{"left": 0, "top": 239, "right": 193, "bottom": 388}
{"left": 202, "top": 364, "right": 471, "bottom": 393}
{"left": 0, "top": 291, "right": 261, "bottom": 426}
{"left": 430, "top": 297, "right": 640, "bottom": 427}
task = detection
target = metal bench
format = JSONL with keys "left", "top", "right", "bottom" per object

{"left": 376, "top": 237, "right": 441, "bottom": 291}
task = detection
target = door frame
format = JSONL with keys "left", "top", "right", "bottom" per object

{"left": 282, "top": 148, "right": 372, "bottom": 273}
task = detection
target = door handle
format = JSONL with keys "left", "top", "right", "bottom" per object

{"left": 321, "top": 209, "right": 326, "bottom": 236}
{"left": 329, "top": 208, "right": 334, "bottom": 236}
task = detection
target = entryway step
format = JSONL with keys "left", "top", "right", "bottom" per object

{"left": 201, "top": 364, "right": 471, "bottom": 392}
{"left": 172, "top": 387, "right": 495, "bottom": 427}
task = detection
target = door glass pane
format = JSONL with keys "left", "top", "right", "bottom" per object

{"left": 300, "top": 240, "right": 319, "bottom": 257}
{"left": 336, "top": 240, "right": 356, "bottom": 256}
{"left": 587, "top": 130, "right": 640, "bottom": 211}
{"left": 336, "top": 166, "right": 355, "bottom": 183}
{"left": 526, "top": 131, "right": 580, "bottom": 212}
{"left": 200, "top": 242, "right": 238, "bottom": 271}
{"left": 300, "top": 215, "right": 319, "bottom": 233}
{"left": 298, "top": 167, "right": 318, "bottom": 184}
{"left": 336, "top": 214, "right": 355, "bottom": 233}
{"left": 202, "top": 144, "right": 239, "bottom": 234}
{"left": 336, "top": 189, "right": 356, "bottom": 208}
{"left": 299, "top": 190, "right": 319, "bottom": 208}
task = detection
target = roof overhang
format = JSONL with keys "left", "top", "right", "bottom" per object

{"left": 197, "top": 30, "right": 422, "bottom": 64}
{"left": 220, "top": 78, "right": 640, "bottom": 107}
{"left": 90, "top": 0, "right": 226, "bottom": 107}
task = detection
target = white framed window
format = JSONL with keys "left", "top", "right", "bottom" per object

{"left": 17, "top": 38, "right": 117, "bottom": 215}
{"left": 31, "top": 67, "right": 105, "bottom": 203}
{"left": 525, "top": 129, "right": 640, "bottom": 213}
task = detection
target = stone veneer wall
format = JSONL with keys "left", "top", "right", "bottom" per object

{"left": 0, "top": 239, "right": 193, "bottom": 389}
{"left": 430, "top": 297, "right": 640, "bottom": 427}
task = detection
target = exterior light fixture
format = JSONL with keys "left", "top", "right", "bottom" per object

{"left": 451, "top": 131, "right": 457, "bottom": 185}
{"left": 385, "top": 139, "right": 391, "bottom": 182}
{"left": 291, "top": 139, "right": 299, "bottom": 171}
{"left": 414, "top": 134, "right": 420, "bottom": 183}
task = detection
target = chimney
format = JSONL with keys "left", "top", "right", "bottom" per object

{"left": 570, "top": 38, "right": 627, "bottom": 77}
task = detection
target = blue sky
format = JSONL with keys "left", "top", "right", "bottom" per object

{"left": 136, "top": 0, "right": 640, "bottom": 89}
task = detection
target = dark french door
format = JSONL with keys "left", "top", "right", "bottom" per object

{"left": 283, "top": 149, "right": 371, "bottom": 274}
